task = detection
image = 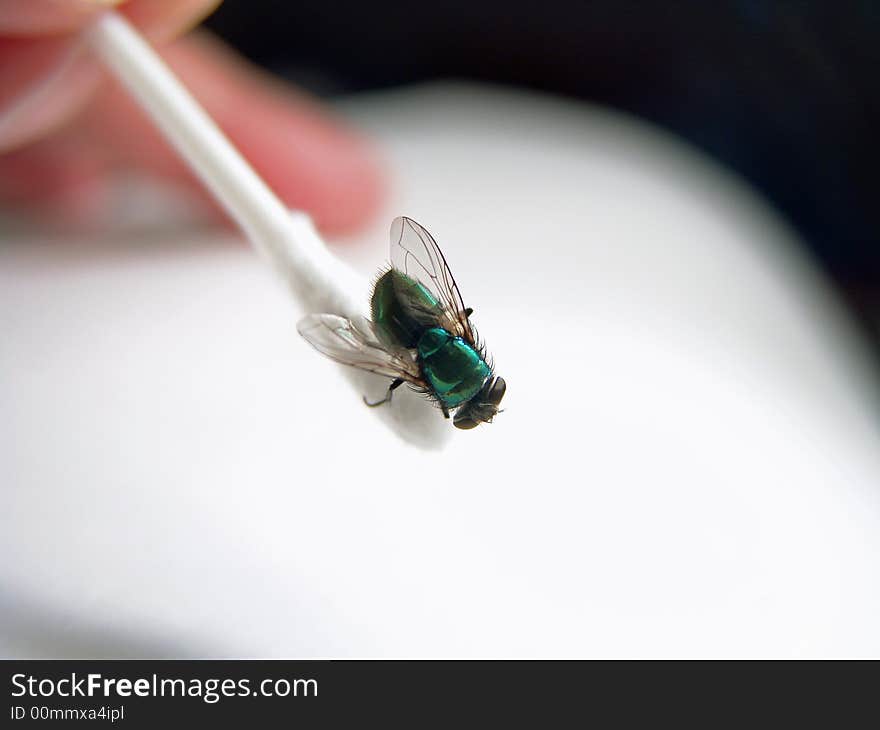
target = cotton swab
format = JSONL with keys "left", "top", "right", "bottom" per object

{"left": 86, "top": 11, "right": 448, "bottom": 447}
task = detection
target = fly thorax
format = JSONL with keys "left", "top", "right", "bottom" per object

{"left": 418, "top": 327, "right": 491, "bottom": 408}
{"left": 417, "top": 327, "right": 452, "bottom": 359}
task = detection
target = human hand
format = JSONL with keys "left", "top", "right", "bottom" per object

{"left": 0, "top": 0, "right": 384, "bottom": 233}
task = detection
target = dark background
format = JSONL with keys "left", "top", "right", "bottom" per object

{"left": 206, "top": 0, "right": 879, "bottom": 351}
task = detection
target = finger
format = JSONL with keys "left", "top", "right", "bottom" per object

{"left": 0, "top": 0, "right": 122, "bottom": 36}
{"left": 0, "top": 0, "right": 217, "bottom": 37}
{"left": 120, "top": 0, "right": 222, "bottom": 44}
{"left": 75, "top": 31, "right": 385, "bottom": 233}
{"left": 164, "top": 33, "right": 386, "bottom": 233}
{"left": 0, "top": 0, "right": 221, "bottom": 151}
{"left": 1, "top": 28, "right": 386, "bottom": 233}
{"left": 0, "top": 36, "right": 101, "bottom": 151}
{"left": 0, "top": 130, "right": 113, "bottom": 226}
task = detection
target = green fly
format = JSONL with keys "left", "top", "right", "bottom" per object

{"left": 297, "top": 216, "right": 506, "bottom": 429}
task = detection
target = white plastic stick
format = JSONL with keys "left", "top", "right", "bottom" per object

{"left": 86, "top": 11, "right": 447, "bottom": 447}
{"left": 87, "top": 11, "right": 362, "bottom": 315}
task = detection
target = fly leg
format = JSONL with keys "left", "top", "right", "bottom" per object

{"left": 364, "top": 378, "right": 404, "bottom": 407}
{"left": 441, "top": 404, "right": 450, "bottom": 419}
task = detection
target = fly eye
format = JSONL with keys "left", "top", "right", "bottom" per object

{"left": 487, "top": 377, "right": 506, "bottom": 405}
{"left": 453, "top": 417, "right": 480, "bottom": 430}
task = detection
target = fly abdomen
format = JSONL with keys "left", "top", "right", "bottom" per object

{"left": 371, "top": 270, "right": 416, "bottom": 347}
{"left": 371, "top": 269, "right": 442, "bottom": 348}
{"left": 417, "top": 327, "right": 491, "bottom": 408}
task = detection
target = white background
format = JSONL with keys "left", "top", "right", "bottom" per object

{"left": 2, "top": 84, "right": 880, "bottom": 657}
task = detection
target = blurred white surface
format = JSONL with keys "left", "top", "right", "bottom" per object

{"left": 2, "top": 84, "right": 880, "bottom": 657}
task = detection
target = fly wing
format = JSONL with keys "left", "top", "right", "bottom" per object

{"left": 389, "top": 216, "right": 477, "bottom": 346}
{"left": 297, "top": 313, "right": 423, "bottom": 384}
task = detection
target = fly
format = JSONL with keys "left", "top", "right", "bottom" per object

{"left": 297, "top": 216, "right": 506, "bottom": 429}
